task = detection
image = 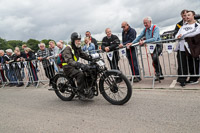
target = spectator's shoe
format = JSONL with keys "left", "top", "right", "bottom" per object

{"left": 17, "top": 83, "right": 24, "bottom": 87}
{"left": 26, "top": 83, "right": 31, "bottom": 87}
{"left": 133, "top": 77, "right": 141, "bottom": 83}
{"left": 9, "top": 83, "right": 16, "bottom": 87}
{"left": 180, "top": 82, "right": 186, "bottom": 87}
{"left": 8, "top": 83, "right": 12, "bottom": 87}
{"left": 5, "top": 83, "right": 10, "bottom": 86}
{"left": 155, "top": 76, "right": 164, "bottom": 81}
{"left": 186, "top": 80, "right": 199, "bottom": 85}
{"left": 34, "top": 83, "right": 38, "bottom": 87}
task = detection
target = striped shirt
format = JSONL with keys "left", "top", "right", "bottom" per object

{"left": 37, "top": 48, "right": 52, "bottom": 67}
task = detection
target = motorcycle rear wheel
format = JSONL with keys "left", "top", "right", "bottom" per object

{"left": 53, "top": 74, "right": 75, "bottom": 101}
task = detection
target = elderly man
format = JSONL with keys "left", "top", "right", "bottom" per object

{"left": 0, "top": 49, "right": 17, "bottom": 86}
{"left": 37, "top": 43, "right": 55, "bottom": 80}
{"left": 85, "top": 31, "right": 98, "bottom": 50}
{"left": 119, "top": 21, "right": 141, "bottom": 82}
{"left": 57, "top": 41, "right": 66, "bottom": 53}
{"left": 127, "top": 17, "right": 164, "bottom": 81}
{"left": 6, "top": 49, "right": 18, "bottom": 86}
{"left": 102, "top": 28, "right": 120, "bottom": 70}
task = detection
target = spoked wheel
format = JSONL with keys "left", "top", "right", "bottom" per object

{"left": 53, "top": 74, "right": 75, "bottom": 101}
{"left": 99, "top": 71, "right": 132, "bottom": 105}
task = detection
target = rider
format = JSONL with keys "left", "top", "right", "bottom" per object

{"left": 62, "top": 32, "right": 92, "bottom": 95}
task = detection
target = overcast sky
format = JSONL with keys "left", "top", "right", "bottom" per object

{"left": 0, "top": 0, "right": 199, "bottom": 42}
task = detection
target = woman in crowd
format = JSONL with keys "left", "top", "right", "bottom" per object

{"left": 24, "top": 47, "right": 38, "bottom": 87}
{"left": 82, "top": 37, "right": 96, "bottom": 55}
{"left": 13, "top": 49, "right": 27, "bottom": 87}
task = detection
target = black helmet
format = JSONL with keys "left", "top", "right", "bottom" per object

{"left": 71, "top": 32, "right": 81, "bottom": 42}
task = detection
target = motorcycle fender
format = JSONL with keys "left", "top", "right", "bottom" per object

{"left": 99, "top": 70, "right": 122, "bottom": 94}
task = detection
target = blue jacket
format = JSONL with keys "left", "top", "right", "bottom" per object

{"left": 122, "top": 27, "right": 137, "bottom": 45}
{"left": 82, "top": 43, "right": 96, "bottom": 54}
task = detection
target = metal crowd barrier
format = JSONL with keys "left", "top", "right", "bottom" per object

{"left": 0, "top": 58, "right": 58, "bottom": 88}
{"left": 81, "top": 38, "right": 200, "bottom": 88}
{"left": 0, "top": 39, "right": 199, "bottom": 88}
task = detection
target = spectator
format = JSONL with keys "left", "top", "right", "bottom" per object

{"left": 102, "top": 28, "right": 120, "bottom": 70}
{"left": 5, "top": 49, "right": 18, "bottom": 86}
{"left": 126, "top": 17, "right": 164, "bottom": 81}
{"left": 119, "top": 21, "right": 141, "bottom": 82}
{"left": 24, "top": 47, "right": 38, "bottom": 87}
{"left": 15, "top": 46, "right": 25, "bottom": 80}
{"left": 49, "top": 41, "right": 59, "bottom": 58}
{"left": 22, "top": 44, "right": 27, "bottom": 51}
{"left": 59, "top": 40, "right": 64, "bottom": 45}
{"left": 13, "top": 49, "right": 27, "bottom": 87}
{"left": 175, "top": 10, "right": 200, "bottom": 86}
{"left": 0, "top": 50, "right": 7, "bottom": 84}
{"left": 15, "top": 47, "right": 20, "bottom": 51}
{"left": 82, "top": 37, "right": 96, "bottom": 55}
{"left": 85, "top": 31, "right": 98, "bottom": 50}
{"left": 57, "top": 41, "right": 66, "bottom": 53}
{"left": 173, "top": 9, "right": 188, "bottom": 37}
{"left": 37, "top": 43, "right": 55, "bottom": 81}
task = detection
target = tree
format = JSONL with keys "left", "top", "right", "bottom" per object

{"left": 26, "top": 39, "right": 40, "bottom": 52}
{"left": 6, "top": 40, "right": 25, "bottom": 50}
{"left": 0, "top": 38, "right": 8, "bottom": 50}
{"left": 41, "top": 39, "right": 55, "bottom": 48}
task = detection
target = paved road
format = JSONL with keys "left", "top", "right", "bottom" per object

{"left": 0, "top": 87, "right": 200, "bottom": 133}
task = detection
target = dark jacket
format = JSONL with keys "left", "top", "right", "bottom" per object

{"left": 13, "top": 52, "right": 27, "bottom": 68}
{"left": 102, "top": 34, "right": 120, "bottom": 60}
{"left": 0, "top": 54, "right": 10, "bottom": 64}
{"left": 0, "top": 54, "right": 10, "bottom": 69}
{"left": 62, "top": 44, "right": 91, "bottom": 68}
{"left": 25, "top": 51, "right": 37, "bottom": 68}
{"left": 185, "top": 33, "right": 200, "bottom": 58}
{"left": 25, "top": 51, "right": 36, "bottom": 61}
{"left": 8, "top": 54, "right": 17, "bottom": 69}
{"left": 122, "top": 27, "right": 137, "bottom": 45}
{"left": 174, "top": 20, "right": 184, "bottom": 37}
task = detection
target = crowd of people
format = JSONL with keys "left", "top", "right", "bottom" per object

{"left": 0, "top": 9, "right": 199, "bottom": 88}
{"left": 101, "top": 9, "right": 200, "bottom": 86}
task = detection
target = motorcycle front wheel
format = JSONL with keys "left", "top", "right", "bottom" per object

{"left": 99, "top": 71, "right": 132, "bottom": 105}
{"left": 53, "top": 74, "right": 75, "bottom": 101}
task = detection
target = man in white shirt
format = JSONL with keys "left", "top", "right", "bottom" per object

{"left": 175, "top": 10, "right": 200, "bottom": 86}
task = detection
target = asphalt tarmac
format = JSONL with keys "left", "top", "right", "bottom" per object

{"left": 0, "top": 87, "right": 200, "bottom": 133}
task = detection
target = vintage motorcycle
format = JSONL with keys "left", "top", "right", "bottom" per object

{"left": 51, "top": 53, "right": 132, "bottom": 105}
